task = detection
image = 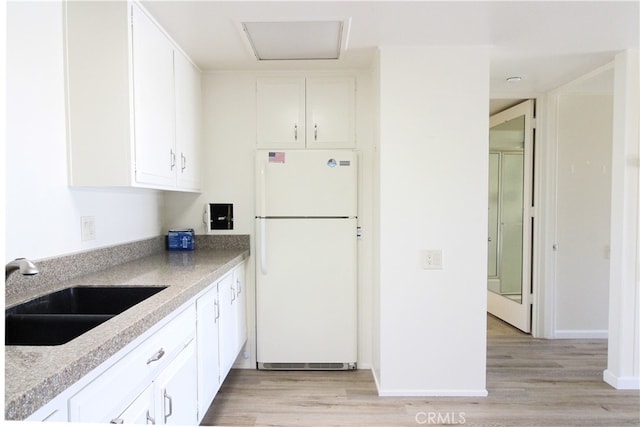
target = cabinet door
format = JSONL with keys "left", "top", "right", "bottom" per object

{"left": 154, "top": 339, "right": 198, "bottom": 425}
{"left": 115, "top": 385, "right": 154, "bottom": 425}
{"left": 196, "top": 284, "right": 221, "bottom": 418}
{"left": 217, "top": 273, "right": 237, "bottom": 378}
{"left": 234, "top": 264, "right": 247, "bottom": 351}
{"left": 256, "top": 78, "right": 305, "bottom": 148}
{"left": 174, "top": 50, "right": 202, "bottom": 191}
{"left": 306, "top": 77, "right": 355, "bottom": 148}
{"left": 131, "top": 3, "right": 176, "bottom": 187}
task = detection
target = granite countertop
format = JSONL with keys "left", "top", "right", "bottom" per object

{"left": 5, "top": 247, "right": 249, "bottom": 420}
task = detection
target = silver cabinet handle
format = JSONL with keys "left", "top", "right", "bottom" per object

{"left": 146, "top": 410, "right": 155, "bottom": 425}
{"left": 163, "top": 390, "right": 173, "bottom": 423}
{"left": 181, "top": 152, "right": 186, "bottom": 172}
{"left": 170, "top": 149, "right": 176, "bottom": 170}
{"left": 110, "top": 418, "right": 124, "bottom": 424}
{"left": 214, "top": 298, "right": 220, "bottom": 322}
{"left": 146, "top": 348, "right": 165, "bottom": 364}
{"left": 294, "top": 124, "right": 298, "bottom": 141}
{"left": 314, "top": 123, "right": 318, "bottom": 141}
{"left": 237, "top": 278, "right": 242, "bottom": 295}
{"left": 231, "top": 285, "right": 237, "bottom": 303}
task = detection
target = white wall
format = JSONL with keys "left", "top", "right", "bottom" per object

{"left": 555, "top": 93, "right": 613, "bottom": 337}
{"left": 5, "top": 1, "right": 163, "bottom": 261}
{"left": 605, "top": 49, "right": 640, "bottom": 390}
{"left": 374, "top": 46, "right": 489, "bottom": 395}
{"left": 163, "top": 69, "right": 376, "bottom": 368}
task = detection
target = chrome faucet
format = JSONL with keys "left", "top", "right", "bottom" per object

{"left": 5, "top": 258, "right": 39, "bottom": 280}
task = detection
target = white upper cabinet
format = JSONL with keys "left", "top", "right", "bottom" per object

{"left": 256, "top": 76, "right": 355, "bottom": 149}
{"left": 305, "top": 77, "right": 356, "bottom": 149}
{"left": 64, "top": 1, "right": 201, "bottom": 192}
{"left": 174, "top": 50, "right": 202, "bottom": 191}
{"left": 256, "top": 78, "right": 306, "bottom": 148}
{"left": 131, "top": 4, "right": 176, "bottom": 187}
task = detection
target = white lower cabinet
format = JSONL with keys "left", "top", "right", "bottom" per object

{"left": 113, "top": 338, "right": 196, "bottom": 426}
{"left": 27, "top": 261, "right": 247, "bottom": 424}
{"left": 68, "top": 305, "right": 196, "bottom": 423}
{"left": 116, "top": 385, "right": 154, "bottom": 424}
{"left": 234, "top": 265, "right": 248, "bottom": 355}
{"left": 153, "top": 339, "right": 198, "bottom": 425}
{"left": 196, "top": 282, "right": 221, "bottom": 418}
{"left": 196, "top": 262, "right": 248, "bottom": 421}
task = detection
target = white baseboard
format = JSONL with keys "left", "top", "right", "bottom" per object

{"left": 603, "top": 369, "right": 640, "bottom": 390}
{"left": 378, "top": 388, "right": 488, "bottom": 397}
{"left": 554, "top": 329, "right": 608, "bottom": 339}
{"left": 370, "top": 367, "right": 488, "bottom": 397}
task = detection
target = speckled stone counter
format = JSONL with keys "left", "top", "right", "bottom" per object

{"left": 5, "top": 237, "right": 249, "bottom": 420}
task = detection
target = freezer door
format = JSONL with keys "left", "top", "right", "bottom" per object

{"left": 255, "top": 150, "right": 357, "bottom": 217}
{"left": 256, "top": 218, "right": 357, "bottom": 364}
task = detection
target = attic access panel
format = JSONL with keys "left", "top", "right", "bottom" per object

{"left": 242, "top": 20, "right": 346, "bottom": 60}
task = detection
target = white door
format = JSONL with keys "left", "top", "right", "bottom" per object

{"left": 174, "top": 49, "right": 201, "bottom": 190}
{"left": 131, "top": 3, "right": 176, "bottom": 187}
{"left": 255, "top": 149, "right": 357, "bottom": 217}
{"left": 195, "top": 284, "right": 220, "bottom": 417}
{"left": 487, "top": 100, "right": 534, "bottom": 333}
{"left": 154, "top": 339, "right": 198, "bottom": 425}
{"left": 116, "top": 385, "right": 154, "bottom": 425}
{"left": 256, "top": 77, "right": 306, "bottom": 148}
{"left": 306, "top": 77, "right": 356, "bottom": 148}
{"left": 217, "top": 273, "right": 237, "bottom": 377}
{"left": 256, "top": 218, "right": 357, "bottom": 364}
{"left": 233, "top": 265, "right": 248, "bottom": 352}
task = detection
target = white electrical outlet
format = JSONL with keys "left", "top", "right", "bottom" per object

{"left": 421, "top": 249, "right": 443, "bottom": 270}
{"left": 81, "top": 216, "right": 96, "bottom": 241}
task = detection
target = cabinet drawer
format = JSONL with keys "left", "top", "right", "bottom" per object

{"left": 69, "top": 304, "right": 196, "bottom": 422}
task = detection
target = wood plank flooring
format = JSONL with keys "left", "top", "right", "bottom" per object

{"left": 201, "top": 315, "right": 640, "bottom": 426}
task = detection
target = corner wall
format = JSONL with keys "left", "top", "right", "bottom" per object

{"left": 374, "top": 46, "right": 489, "bottom": 395}
{"left": 605, "top": 49, "right": 640, "bottom": 390}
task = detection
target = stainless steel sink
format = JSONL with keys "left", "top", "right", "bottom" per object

{"left": 5, "top": 286, "right": 167, "bottom": 346}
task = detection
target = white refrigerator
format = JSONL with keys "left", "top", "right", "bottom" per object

{"left": 255, "top": 149, "right": 358, "bottom": 370}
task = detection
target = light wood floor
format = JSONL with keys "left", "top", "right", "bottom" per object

{"left": 201, "top": 315, "right": 640, "bottom": 426}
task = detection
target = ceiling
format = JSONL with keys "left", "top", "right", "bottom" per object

{"left": 142, "top": 1, "right": 638, "bottom": 98}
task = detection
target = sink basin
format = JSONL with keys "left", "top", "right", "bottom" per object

{"left": 5, "top": 286, "right": 167, "bottom": 346}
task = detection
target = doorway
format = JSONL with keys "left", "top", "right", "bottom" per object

{"left": 487, "top": 100, "right": 535, "bottom": 333}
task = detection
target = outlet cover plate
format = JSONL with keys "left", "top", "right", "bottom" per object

{"left": 421, "top": 249, "right": 442, "bottom": 270}
{"left": 81, "top": 216, "right": 96, "bottom": 241}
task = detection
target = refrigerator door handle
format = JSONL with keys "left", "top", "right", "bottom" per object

{"left": 260, "top": 219, "right": 267, "bottom": 275}
{"left": 259, "top": 159, "right": 267, "bottom": 219}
